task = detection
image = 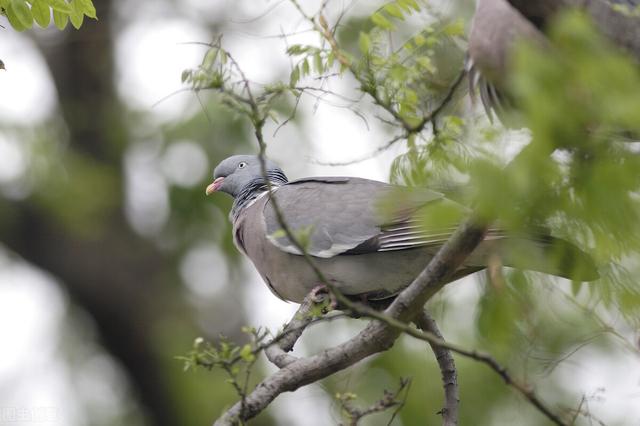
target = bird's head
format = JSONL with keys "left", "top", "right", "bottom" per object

{"left": 206, "top": 155, "right": 287, "bottom": 198}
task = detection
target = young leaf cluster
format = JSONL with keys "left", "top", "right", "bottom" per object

{"left": 179, "top": 328, "right": 267, "bottom": 373}
{"left": 181, "top": 41, "right": 297, "bottom": 127}
{"left": 286, "top": 43, "right": 343, "bottom": 87}
{"left": 357, "top": 2, "right": 465, "bottom": 128}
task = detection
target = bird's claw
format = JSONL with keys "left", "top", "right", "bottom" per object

{"left": 310, "top": 284, "right": 337, "bottom": 313}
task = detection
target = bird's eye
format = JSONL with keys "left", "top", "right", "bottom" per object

{"left": 238, "top": 162, "right": 247, "bottom": 169}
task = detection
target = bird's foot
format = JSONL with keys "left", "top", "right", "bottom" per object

{"left": 309, "top": 284, "right": 337, "bottom": 313}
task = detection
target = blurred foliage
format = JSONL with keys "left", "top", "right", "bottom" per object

{"left": 0, "top": 0, "right": 96, "bottom": 31}
{"left": 0, "top": 0, "right": 267, "bottom": 421}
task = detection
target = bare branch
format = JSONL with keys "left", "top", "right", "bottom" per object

{"left": 229, "top": 0, "right": 286, "bottom": 24}
{"left": 311, "top": 133, "right": 407, "bottom": 166}
{"left": 414, "top": 311, "right": 459, "bottom": 426}
{"left": 273, "top": 90, "right": 302, "bottom": 137}
{"left": 337, "top": 378, "right": 411, "bottom": 426}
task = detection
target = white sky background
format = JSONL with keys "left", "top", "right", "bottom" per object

{"left": 1, "top": 0, "right": 639, "bottom": 425}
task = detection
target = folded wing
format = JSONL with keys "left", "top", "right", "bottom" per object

{"left": 263, "top": 177, "right": 467, "bottom": 258}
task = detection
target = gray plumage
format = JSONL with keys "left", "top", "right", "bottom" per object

{"left": 468, "top": 0, "right": 640, "bottom": 122}
{"left": 467, "top": 0, "right": 546, "bottom": 122}
{"left": 208, "top": 155, "right": 598, "bottom": 304}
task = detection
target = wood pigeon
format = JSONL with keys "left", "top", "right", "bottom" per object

{"left": 207, "top": 155, "right": 598, "bottom": 304}
{"left": 468, "top": 0, "right": 640, "bottom": 122}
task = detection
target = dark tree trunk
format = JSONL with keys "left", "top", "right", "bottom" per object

{"left": 1, "top": 1, "right": 181, "bottom": 424}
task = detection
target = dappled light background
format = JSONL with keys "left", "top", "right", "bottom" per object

{"left": 1, "top": 0, "right": 639, "bottom": 425}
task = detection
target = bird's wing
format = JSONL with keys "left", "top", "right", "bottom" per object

{"left": 262, "top": 177, "right": 473, "bottom": 258}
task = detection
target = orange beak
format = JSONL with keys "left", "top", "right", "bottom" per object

{"left": 205, "top": 177, "right": 225, "bottom": 195}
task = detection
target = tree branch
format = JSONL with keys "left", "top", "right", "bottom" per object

{"left": 357, "top": 310, "right": 567, "bottom": 426}
{"left": 264, "top": 295, "right": 319, "bottom": 368}
{"left": 337, "top": 378, "right": 411, "bottom": 426}
{"left": 414, "top": 311, "right": 459, "bottom": 426}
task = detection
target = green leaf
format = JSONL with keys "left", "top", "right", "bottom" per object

{"left": 44, "top": 0, "right": 72, "bottom": 14}
{"left": 76, "top": 0, "right": 95, "bottom": 18}
{"left": 294, "top": 225, "right": 314, "bottom": 251}
{"left": 31, "top": 0, "right": 51, "bottom": 27}
{"left": 302, "top": 58, "right": 310, "bottom": 76}
{"left": 389, "top": 64, "right": 407, "bottom": 81}
{"left": 69, "top": 0, "right": 83, "bottom": 29}
{"left": 202, "top": 48, "right": 218, "bottom": 69}
{"left": 5, "top": 5, "right": 26, "bottom": 30}
{"left": 270, "top": 229, "right": 287, "bottom": 239}
{"left": 371, "top": 11, "right": 394, "bottom": 30}
{"left": 395, "top": 0, "right": 411, "bottom": 12}
{"left": 286, "top": 44, "right": 304, "bottom": 56}
{"left": 239, "top": 344, "right": 255, "bottom": 362}
{"left": 403, "top": 88, "right": 417, "bottom": 106}
{"left": 397, "top": 0, "right": 420, "bottom": 11}
{"left": 52, "top": 8, "right": 68, "bottom": 29}
{"left": 416, "top": 56, "right": 436, "bottom": 73}
{"left": 180, "top": 69, "right": 192, "bottom": 84}
{"left": 443, "top": 19, "right": 465, "bottom": 37}
{"left": 69, "top": 11, "right": 83, "bottom": 28}
{"left": 313, "top": 52, "right": 323, "bottom": 74}
{"left": 358, "top": 32, "right": 371, "bottom": 54}
{"left": 477, "top": 284, "right": 520, "bottom": 347}
{"left": 327, "top": 51, "right": 335, "bottom": 68}
{"left": 289, "top": 66, "right": 300, "bottom": 86}
{"left": 383, "top": 3, "right": 404, "bottom": 20}
{"left": 218, "top": 49, "right": 227, "bottom": 65}
{"left": 9, "top": 0, "right": 33, "bottom": 29}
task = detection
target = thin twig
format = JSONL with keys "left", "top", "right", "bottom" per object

{"left": 229, "top": 0, "right": 286, "bottom": 24}
{"left": 294, "top": 86, "right": 361, "bottom": 103}
{"left": 310, "top": 133, "right": 407, "bottom": 166}
{"left": 414, "top": 311, "right": 459, "bottom": 426}
{"left": 273, "top": 90, "right": 302, "bottom": 137}
{"left": 338, "top": 378, "right": 411, "bottom": 426}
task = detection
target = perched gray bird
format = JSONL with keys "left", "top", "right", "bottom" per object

{"left": 468, "top": 0, "right": 640, "bottom": 122}
{"left": 207, "top": 155, "right": 598, "bottom": 304}
{"left": 467, "top": 0, "right": 545, "bottom": 121}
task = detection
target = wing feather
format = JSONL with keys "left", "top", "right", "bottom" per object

{"left": 263, "top": 177, "right": 450, "bottom": 258}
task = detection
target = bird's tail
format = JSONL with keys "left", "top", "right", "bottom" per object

{"left": 490, "top": 235, "right": 599, "bottom": 281}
